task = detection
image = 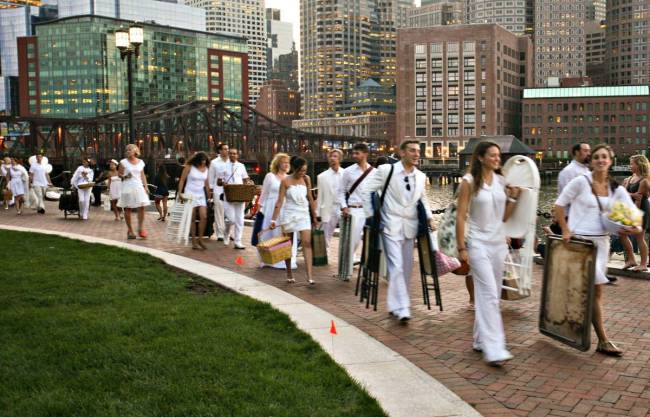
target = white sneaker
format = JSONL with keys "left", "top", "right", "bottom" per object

{"left": 223, "top": 239, "right": 230, "bottom": 247}
{"left": 234, "top": 243, "right": 245, "bottom": 250}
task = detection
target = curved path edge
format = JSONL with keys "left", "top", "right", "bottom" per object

{"left": 1, "top": 225, "right": 481, "bottom": 417}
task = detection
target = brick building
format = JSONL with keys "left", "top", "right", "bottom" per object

{"left": 396, "top": 24, "right": 533, "bottom": 163}
{"left": 521, "top": 85, "right": 650, "bottom": 159}
{"left": 255, "top": 80, "right": 300, "bottom": 126}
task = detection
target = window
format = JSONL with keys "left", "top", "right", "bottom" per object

{"left": 447, "top": 127, "right": 459, "bottom": 136}
{"left": 464, "top": 113, "right": 475, "bottom": 123}
{"left": 448, "top": 86, "right": 459, "bottom": 95}
{"left": 416, "top": 114, "right": 427, "bottom": 125}
{"left": 464, "top": 57, "right": 475, "bottom": 68}
{"left": 448, "top": 72, "right": 459, "bottom": 82}
{"left": 431, "top": 58, "right": 442, "bottom": 68}
{"left": 464, "top": 71, "right": 475, "bottom": 81}
{"left": 448, "top": 99, "right": 459, "bottom": 110}
{"left": 432, "top": 72, "right": 443, "bottom": 82}
{"left": 416, "top": 73, "right": 426, "bottom": 83}
{"left": 432, "top": 127, "right": 443, "bottom": 136}
{"left": 416, "top": 59, "right": 427, "bottom": 69}
{"left": 416, "top": 87, "right": 427, "bottom": 97}
{"left": 416, "top": 127, "right": 426, "bottom": 136}
{"left": 415, "top": 44, "right": 426, "bottom": 55}
{"left": 448, "top": 57, "right": 459, "bottom": 68}
{"left": 416, "top": 101, "right": 426, "bottom": 111}
{"left": 432, "top": 100, "right": 443, "bottom": 110}
{"left": 432, "top": 86, "right": 443, "bottom": 96}
{"left": 432, "top": 114, "right": 443, "bottom": 124}
{"left": 464, "top": 99, "right": 475, "bottom": 109}
{"left": 430, "top": 42, "right": 442, "bottom": 54}
{"left": 463, "top": 127, "right": 475, "bottom": 136}
{"left": 464, "top": 85, "right": 475, "bottom": 95}
{"left": 448, "top": 114, "right": 459, "bottom": 124}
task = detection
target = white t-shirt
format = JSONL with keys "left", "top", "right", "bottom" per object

{"left": 120, "top": 158, "right": 145, "bottom": 186}
{"left": 29, "top": 163, "right": 49, "bottom": 187}
{"left": 558, "top": 160, "right": 590, "bottom": 194}
{"left": 464, "top": 173, "right": 507, "bottom": 243}
{"left": 556, "top": 173, "right": 635, "bottom": 236}
{"left": 208, "top": 156, "right": 229, "bottom": 193}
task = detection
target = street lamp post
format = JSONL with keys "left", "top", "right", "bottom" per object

{"left": 115, "top": 25, "right": 143, "bottom": 144}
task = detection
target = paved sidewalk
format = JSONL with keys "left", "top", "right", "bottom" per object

{"left": 4, "top": 202, "right": 650, "bottom": 416}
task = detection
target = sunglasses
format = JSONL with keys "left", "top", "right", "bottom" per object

{"left": 404, "top": 176, "right": 411, "bottom": 191}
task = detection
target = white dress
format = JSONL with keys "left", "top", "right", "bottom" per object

{"left": 9, "top": 165, "right": 28, "bottom": 196}
{"left": 258, "top": 173, "right": 298, "bottom": 269}
{"left": 184, "top": 165, "right": 208, "bottom": 207}
{"left": 117, "top": 158, "right": 150, "bottom": 208}
{"left": 109, "top": 175, "right": 122, "bottom": 201}
{"left": 279, "top": 184, "right": 312, "bottom": 233}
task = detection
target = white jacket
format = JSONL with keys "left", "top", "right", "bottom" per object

{"left": 362, "top": 161, "right": 432, "bottom": 239}
{"left": 316, "top": 168, "right": 342, "bottom": 223}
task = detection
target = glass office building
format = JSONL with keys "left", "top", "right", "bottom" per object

{"left": 18, "top": 15, "right": 248, "bottom": 118}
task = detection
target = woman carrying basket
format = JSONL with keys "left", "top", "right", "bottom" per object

{"left": 270, "top": 157, "right": 318, "bottom": 284}
{"left": 177, "top": 152, "right": 212, "bottom": 250}
{"left": 256, "top": 153, "right": 297, "bottom": 269}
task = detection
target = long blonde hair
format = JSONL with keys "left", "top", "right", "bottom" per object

{"left": 270, "top": 153, "right": 290, "bottom": 174}
{"left": 631, "top": 154, "right": 650, "bottom": 179}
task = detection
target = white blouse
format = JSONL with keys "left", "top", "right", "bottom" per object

{"left": 120, "top": 158, "right": 145, "bottom": 186}
{"left": 556, "top": 173, "right": 635, "bottom": 236}
{"left": 464, "top": 173, "right": 507, "bottom": 243}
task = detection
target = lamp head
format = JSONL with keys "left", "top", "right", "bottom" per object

{"left": 115, "top": 29, "right": 130, "bottom": 50}
{"left": 129, "top": 25, "right": 144, "bottom": 46}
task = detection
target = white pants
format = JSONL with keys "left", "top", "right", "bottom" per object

{"left": 383, "top": 233, "right": 415, "bottom": 316}
{"left": 78, "top": 188, "right": 92, "bottom": 220}
{"left": 33, "top": 185, "right": 46, "bottom": 210}
{"left": 349, "top": 207, "right": 366, "bottom": 260}
{"left": 213, "top": 196, "right": 226, "bottom": 238}
{"left": 320, "top": 209, "right": 340, "bottom": 247}
{"left": 468, "top": 240, "right": 510, "bottom": 362}
{"left": 224, "top": 201, "right": 245, "bottom": 245}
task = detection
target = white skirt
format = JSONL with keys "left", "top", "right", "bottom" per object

{"left": 187, "top": 192, "right": 207, "bottom": 208}
{"left": 10, "top": 178, "right": 25, "bottom": 196}
{"left": 110, "top": 181, "right": 122, "bottom": 201}
{"left": 117, "top": 182, "right": 150, "bottom": 208}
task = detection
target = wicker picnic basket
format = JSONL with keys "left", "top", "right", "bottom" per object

{"left": 224, "top": 184, "right": 256, "bottom": 202}
{"left": 257, "top": 233, "right": 292, "bottom": 264}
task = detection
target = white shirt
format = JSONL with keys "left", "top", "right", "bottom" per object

{"left": 464, "top": 173, "right": 507, "bottom": 243}
{"left": 221, "top": 160, "right": 249, "bottom": 185}
{"left": 558, "top": 160, "right": 590, "bottom": 194}
{"left": 29, "top": 163, "right": 49, "bottom": 187}
{"left": 71, "top": 165, "right": 94, "bottom": 188}
{"left": 338, "top": 163, "right": 375, "bottom": 208}
{"left": 556, "top": 172, "right": 635, "bottom": 236}
{"left": 208, "top": 156, "right": 229, "bottom": 193}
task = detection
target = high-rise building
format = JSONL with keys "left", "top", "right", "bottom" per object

{"left": 465, "top": 0, "right": 533, "bottom": 36}
{"left": 17, "top": 15, "right": 248, "bottom": 118}
{"left": 522, "top": 86, "right": 650, "bottom": 159}
{"left": 255, "top": 80, "right": 300, "bottom": 126}
{"left": 300, "top": 0, "right": 412, "bottom": 121}
{"left": 188, "top": 0, "right": 266, "bottom": 105}
{"left": 0, "top": 1, "right": 55, "bottom": 114}
{"left": 405, "top": 1, "right": 464, "bottom": 28}
{"left": 57, "top": 0, "right": 206, "bottom": 31}
{"left": 586, "top": 20, "right": 607, "bottom": 85}
{"left": 534, "top": 0, "right": 586, "bottom": 86}
{"left": 396, "top": 24, "right": 533, "bottom": 160}
{"left": 269, "top": 44, "right": 299, "bottom": 91}
{"left": 606, "top": 0, "right": 650, "bottom": 85}
{"left": 266, "top": 8, "right": 293, "bottom": 80}
{"left": 586, "top": 0, "right": 606, "bottom": 21}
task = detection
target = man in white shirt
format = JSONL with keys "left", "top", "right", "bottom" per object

{"left": 316, "top": 149, "right": 343, "bottom": 248}
{"left": 558, "top": 142, "right": 591, "bottom": 193}
{"left": 363, "top": 140, "right": 434, "bottom": 322}
{"left": 208, "top": 143, "right": 230, "bottom": 241}
{"left": 29, "top": 154, "right": 52, "bottom": 214}
{"left": 221, "top": 148, "right": 252, "bottom": 249}
{"left": 338, "top": 143, "right": 375, "bottom": 277}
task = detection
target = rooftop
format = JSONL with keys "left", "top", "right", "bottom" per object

{"left": 523, "top": 85, "right": 650, "bottom": 99}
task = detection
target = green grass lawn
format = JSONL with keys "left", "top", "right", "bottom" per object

{"left": 0, "top": 230, "right": 386, "bottom": 417}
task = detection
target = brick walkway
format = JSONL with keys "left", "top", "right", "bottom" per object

{"left": 4, "top": 202, "right": 650, "bottom": 416}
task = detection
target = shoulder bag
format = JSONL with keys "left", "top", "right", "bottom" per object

{"left": 437, "top": 177, "right": 470, "bottom": 258}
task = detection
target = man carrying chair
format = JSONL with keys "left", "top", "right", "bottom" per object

{"left": 338, "top": 143, "right": 375, "bottom": 280}
{"left": 363, "top": 140, "right": 434, "bottom": 322}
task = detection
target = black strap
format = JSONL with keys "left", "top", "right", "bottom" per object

{"left": 346, "top": 167, "right": 373, "bottom": 202}
{"left": 379, "top": 164, "right": 395, "bottom": 208}
{"left": 586, "top": 175, "right": 605, "bottom": 214}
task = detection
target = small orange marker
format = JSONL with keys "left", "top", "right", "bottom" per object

{"left": 329, "top": 320, "right": 337, "bottom": 335}
{"left": 235, "top": 256, "right": 244, "bottom": 266}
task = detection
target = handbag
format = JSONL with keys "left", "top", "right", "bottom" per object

{"left": 437, "top": 186, "right": 469, "bottom": 258}
{"left": 311, "top": 228, "right": 328, "bottom": 266}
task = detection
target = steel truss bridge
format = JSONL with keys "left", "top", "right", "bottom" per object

{"left": 0, "top": 100, "right": 392, "bottom": 171}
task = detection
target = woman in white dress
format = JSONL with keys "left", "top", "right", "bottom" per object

{"left": 6, "top": 159, "right": 28, "bottom": 215}
{"left": 555, "top": 144, "right": 639, "bottom": 357}
{"left": 107, "top": 159, "right": 123, "bottom": 221}
{"left": 177, "top": 152, "right": 211, "bottom": 250}
{"left": 117, "top": 144, "right": 150, "bottom": 239}
{"left": 71, "top": 158, "right": 94, "bottom": 220}
{"left": 270, "top": 157, "right": 318, "bottom": 284}
{"left": 256, "top": 153, "right": 297, "bottom": 269}
{"left": 456, "top": 141, "right": 521, "bottom": 366}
